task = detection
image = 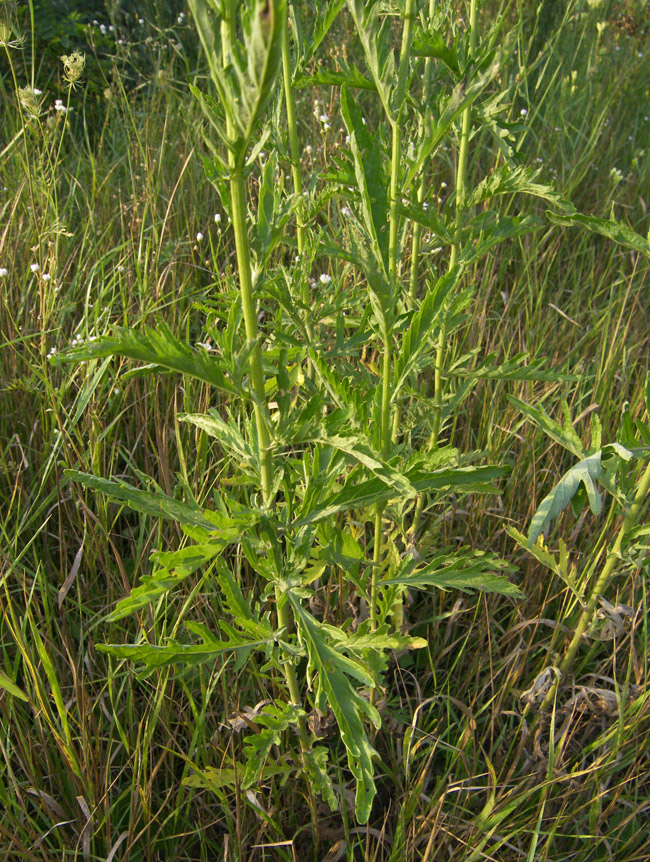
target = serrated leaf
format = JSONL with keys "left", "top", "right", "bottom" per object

{"left": 106, "top": 543, "right": 222, "bottom": 621}
{"left": 507, "top": 396, "right": 587, "bottom": 459}
{"left": 340, "top": 85, "right": 390, "bottom": 272}
{"left": 412, "top": 28, "right": 460, "bottom": 77}
{"left": 545, "top": 210, "right": 650, "bottom": 258}
{"left": 65, "top": 471, "right": 217, "bottom": 530}
{"left": 404, "top": 49, "right": 502, "bottom": 190}
{"left": 179, "top": 410, "right": 255, "bottom": 466}
{"left": 467, "top": 164, "right": 568, "bottom": 209}
{"left": 505, "top": 526, "right": 559, "bottom": 575}
{"left": 53, "top": 323, "right": 237, "bottom": 395}
{"left": 450, "top": 352, "right": 579, "bottom": 383}
{"left": 294, "top": 465, "right": 504, "bottom": 526}
{"left": 315, "top": 434, "right": 416, "bottom": 498}
{"left": 97, "top": 621, "right": 274, "bottom": 672}
{"left": 293, "top": 63, "right": 375, "bottom": 90}
{"left": 382, "top": 552, "right": 521, "bottom": 597}
{"left": 346, "top": 0, "right": 395, "bottom": 119}
{"left": 393, "top": 268, "right": 460, "bottom": 398}
{"left": 303, "top": 747, "right": 338, "bottom": 812}
{"left": 528, "top": 452, "right": 604, "bottom": 546}
{"left": 290, "top": 598, "right": 380, "bottom": 824}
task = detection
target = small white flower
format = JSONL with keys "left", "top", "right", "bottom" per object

{"left": 42, "top": 273, "right": 51, "bottom": 281}
{"left": 214, "top": 213, "right": 221, "bottom": 223}
{"left": 520, "top": 108, "right": 528, "bottom": 117}
{"left": 138, "top": 18, "right": 144, "bottom": 24}
{"left": 195, "top": 341, "right": 212, "bottom": 351}
{"left": 319, "top": 273, "right": 332, "bottom": 285}
{"left": 341, "top": 206, "right": 352, "bottom": 217}
{"left": 319, "top": 113, "right": 329, "bottom": 123}
{"left": 196, "top": 231, "right": 203, "bottom": 241}
{"left": 304, "top": 144, "right": 313, "bottom": 155}
{"left": 30, "top": 263, "right": 40, "bottom": 273}
{"left": 33, "top": 88, "right": 43, "bottom": 96}
{"left": 440, "top": 181, "right": 448, "bottom": 189}
{"left": 0, "top": 268, "right": 7, "bottom": 277}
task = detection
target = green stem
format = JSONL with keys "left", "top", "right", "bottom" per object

{"left": 410, "top": 0, "right": 479, "bottom": 541}
{"left": 372, "top": 0, "right": 416, "bottom": 631}
{"left": 538, "top": 458, "right": 650, "bottom": 713}
{"left": 409, "top": 0, "right": 437, "bottom": 303}
{"left": 281, "top": 12, "right": 305, "bottom": 260}
{"left": 229, "top": 168, "right": 274, "bottom": 506}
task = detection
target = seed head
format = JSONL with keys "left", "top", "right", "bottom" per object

{"left": 60, "top": 51, "right": 86, "bottom": 87}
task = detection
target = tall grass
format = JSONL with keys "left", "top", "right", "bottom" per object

{"left": 1, "top": 0, "right": 649, "bottom": 859}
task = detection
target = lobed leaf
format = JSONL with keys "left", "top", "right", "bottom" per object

{"left": 53, "top": 322, "right": 237, "bottom": 395}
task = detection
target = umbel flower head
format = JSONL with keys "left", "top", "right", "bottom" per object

{"left": 60, "top": 51, "right": 85, "bottom": 86}
{"left": 0, "top": 0, "right": 23, "bottom": 47}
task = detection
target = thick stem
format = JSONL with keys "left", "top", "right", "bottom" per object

{"left": 538, "top": 459, "right": 650, "bottom": 713}
{"left": 229, "top": 169, "right": 274, "bottom": 506}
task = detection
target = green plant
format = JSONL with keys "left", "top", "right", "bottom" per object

{"left": 48, "top": 0, "right": 650, "bottom": 844}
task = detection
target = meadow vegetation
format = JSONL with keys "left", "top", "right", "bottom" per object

{"left": 1, "top": 0, "right": 649, "bottom": 859}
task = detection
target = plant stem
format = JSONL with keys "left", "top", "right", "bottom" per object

{"left": 409, "top": 0, "right": 437, "bottom": 303}
{"left": 229, "top": 169, "right": 274, "bottom": 506}
{"left": 410, "top": 0, "right": 478, "bottom": 541}
{"left": 281, "top": 12, "right": 305, "bottom": 261}
{"left": 538, "top": 458, "right": 650, "bottom": 713}
{"left": 370, "top": 0, "right": 416, "bottom": 633}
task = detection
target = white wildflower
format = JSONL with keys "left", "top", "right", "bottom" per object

{"left": 30, "top": 263, "right": 40, "bottom": 273}
{"left": 0, "top": 268, "right": 7, "bottom": 277}
{"left": 196, "top": 231, "right": 203, "bottom": 241}
{"left": 319, "top": 273, "right": 332, "bottom": 285}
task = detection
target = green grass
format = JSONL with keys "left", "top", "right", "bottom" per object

{"left": 1, "top": 0, "right": 650, "bottom": 859}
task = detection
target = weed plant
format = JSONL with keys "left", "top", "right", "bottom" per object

{"left": 1, "top": 0, "right": 650, "bottom": 859}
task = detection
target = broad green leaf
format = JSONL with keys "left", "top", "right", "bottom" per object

{"left": 65, "top": 471, "right": 217, "bottom": 530}
{"left": 294, "top": 465, "right": 505, "bottom": 526}
{"left": 505, "top": 526, "right": 559, "bottom": 574}
{"left": 528, "top": 452, "right": 604, "bottom": 546}
{"left": 546, "top": 210, "right": 650, "bottom": 258}
{"left": 290, "top": 598, "right": 380, "bottom": 823}
{"left": 412, "top": 27, "right": 461, "bottom": 77}
{"left": 242, "top": 701, "right": 307, "bottom": 787}
{"left": 291, "top": 0, "right": 346, "bottom": 69}
{"left": 53, "top": 323, "right": 237, "bottom": 395}
{"left": 460, "top": 214, "right": 545, "bottom": 266}
{"left": 293, "top": 63, "right": 375, "bottom": 91}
